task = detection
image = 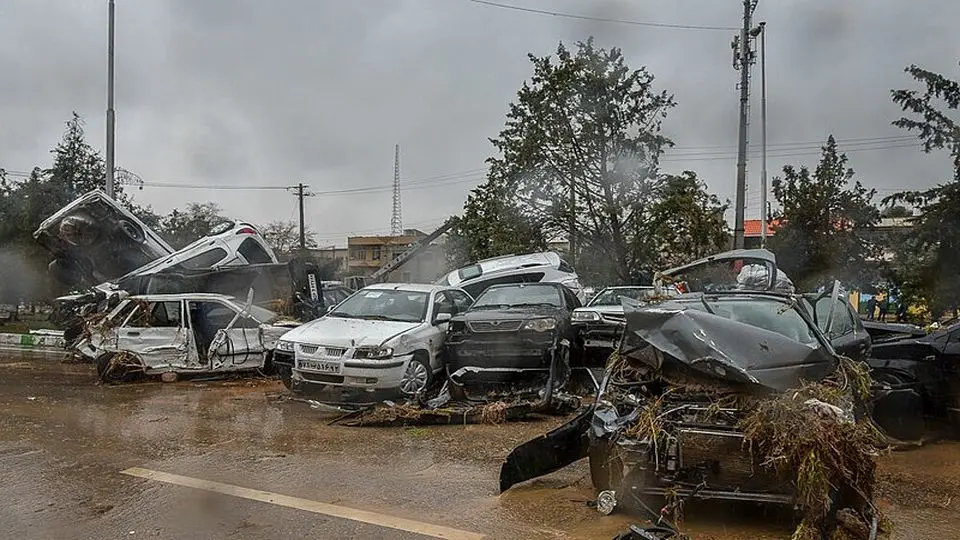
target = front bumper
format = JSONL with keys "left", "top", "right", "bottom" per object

{"left": 292, "top": 352, "right": 415, "bottom": 392}
{"left": 577, "top": 321, "right": 624, "bottom": 350}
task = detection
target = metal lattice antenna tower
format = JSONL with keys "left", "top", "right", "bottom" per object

{"left": 391, "top": 143, "right": 403, "bottom": 236}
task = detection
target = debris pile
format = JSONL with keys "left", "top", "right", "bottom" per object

{"left": 740, "top": 373, "right": 889, "bottom": 540}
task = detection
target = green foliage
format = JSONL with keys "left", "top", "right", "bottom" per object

{"left": 649, "top": 171, "right": 729, "bottom": 269}
{"left": 476, "top": 38, "right": 676, "bottom": 281}
{"left": 160, "top": 202, "right": 228, "bottom": 249}
{"left": 769, "top": 136, "right": 881, "bottom": 290}
{"left": 46, "top": 113, "right": 106, "bottom": 196}
{"left": 260, "top": 220, "right": 319, "bottom": 257}
{"left": 444, "top": 181, "right": 546, "bottom": 269}
{"left": 886, "top": 63, "right": 960, "bottom": 315}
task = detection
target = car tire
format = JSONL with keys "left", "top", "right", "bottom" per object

{"left": 589, "top": 437, "right": 625, "bottom": 492}
{"left": 399, "top": 354, "right": 432, "bottom": 396}
{"left": 96, "top": 352, "right": 143, "bottom": 383}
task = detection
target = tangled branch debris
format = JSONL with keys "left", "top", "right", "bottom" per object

{"left": 337, "top": 400, "right": 535, "bottom": 427}
{"left": 740, "top": 358, "right": 890, "bottom": 540}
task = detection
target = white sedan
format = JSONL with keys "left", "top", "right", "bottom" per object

{"left": 274, "top": 283, "right": 473, "bottom": 397}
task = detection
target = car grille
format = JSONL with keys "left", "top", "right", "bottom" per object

{"left": 298, "top": 344, "right": 347, "bottom": 357}
{"left": 468, "top": 320, "right": 524, "bottom": 333}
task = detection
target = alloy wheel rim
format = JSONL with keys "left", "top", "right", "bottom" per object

{"left": 400, "top": 361, "right": 429, "bottom": 395}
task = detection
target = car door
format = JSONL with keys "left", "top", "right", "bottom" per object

{"left": 116, "top": 300, "right": 189, "bottom": 368}
{"left": 816, "top": 283, "right": 870, "bottom": 361}
{"left": 188, "top": 300, "right": 253, "bottom": 370}
{"left": 426, "top": 291, "right": 458, "bottom": 371}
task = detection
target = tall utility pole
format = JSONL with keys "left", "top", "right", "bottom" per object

{"left": 105, "top": 0, "right": 116, "bottom": 199}
{"left": 293, "top": 183, "right": 314, "bottom": 250}
{"left": 391, "top": 144, "right": 403, "bottom": 236}
{"left": 758, "top": 21, "right": 768, "bottom": 248}
{"left": 732, "top": 0, "right": 758, "bottom": 250}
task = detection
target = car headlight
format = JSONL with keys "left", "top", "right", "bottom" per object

{"left": 523, "top": 318, "right": 558, "bottom": 332}
{"left": 354, "top": 346, "right": 394, "bottom": 359}
{"left": 276, "top": 340, "right": 295, "bottom": 352}
{"left": 571, "top": 310, "right": 601, "bottom": 323}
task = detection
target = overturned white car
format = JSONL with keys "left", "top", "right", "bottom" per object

{"left": 77, "top": 292, "right": 298, "bottom": 382}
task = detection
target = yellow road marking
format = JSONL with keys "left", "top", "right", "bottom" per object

{"left": 121, "top": 467, "right": 485, "bottom": 540}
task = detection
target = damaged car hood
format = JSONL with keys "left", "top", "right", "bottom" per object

{"left": 623, "top": 296, "right": 836, "bottom": 392}
{"left": 280, "top": 316, "right": 420, "bottom": 348}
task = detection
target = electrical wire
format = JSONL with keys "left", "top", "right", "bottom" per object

{"left": 469, "top": 0, "right": 738, "bottom": 31}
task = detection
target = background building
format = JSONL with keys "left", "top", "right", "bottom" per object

{"left": 346, "top": 229, "right": 446, "bottom": 283}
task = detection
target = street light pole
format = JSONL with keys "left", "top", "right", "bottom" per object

{"left": 759, "top": 21, "right": 768, "bottom": 248}
{"left": 105, "top": 0, "right": 116, "bottom": 199}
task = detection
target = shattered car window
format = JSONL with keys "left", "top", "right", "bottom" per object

{"left": 329, "top": 289, "right": 429, "bottom": 322}
{"left": 237, "top": 237, "right": 273, "bottom": 264}
{"left": 669, "top": 258, "right": 785, "bottom": 293}
{"left": 682, "top": 296, "right": 819, "bottom": 345}
{"left": 589, "top": 287, "right": 656, "bottom": 306}
{"left": 245, "top": 304, "right": 278, "bottom": 324}
{"left": 472, "top": 283, "right": 562, "bottom": 308}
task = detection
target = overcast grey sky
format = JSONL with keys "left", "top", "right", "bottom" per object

{"left": 1, "top": 0, "right": 958, "bottom": 245}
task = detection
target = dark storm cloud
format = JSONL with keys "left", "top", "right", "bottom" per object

{"left": 2, "top": 0, "right": 958, "bottom": 242}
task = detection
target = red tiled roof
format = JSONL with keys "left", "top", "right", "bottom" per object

{"left": 744, "top": 219, "right": 778, "bottom": 237}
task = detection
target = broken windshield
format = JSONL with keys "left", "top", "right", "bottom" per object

{"left": 674, "top": 295, "right": 819, "bottom": 345}
{"left": 472, "top": 283, "right": 561, "bottom": 308}
{"left": 327, "top": 289, "right": 428, "bottom": 322}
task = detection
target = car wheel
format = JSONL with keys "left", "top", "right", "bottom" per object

{"left": 589, "top": 437, "right": 625, "bottom": 492}
{"left": 399, "top": 355, "right": 431, "bottom": 396}
{"left": 96, "top": 352, "right": 143, "bottom": 383}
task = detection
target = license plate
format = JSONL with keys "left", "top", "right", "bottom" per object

{"left": 298, "top": 359, "right": 341, "bottom": 374}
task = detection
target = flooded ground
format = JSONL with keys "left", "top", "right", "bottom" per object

{"left": 1, "top": 350, "right": 959, "bottom": 539}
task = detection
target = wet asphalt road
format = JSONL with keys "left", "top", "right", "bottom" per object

{"left": 1, "top": 348, "right": 959, "bottom": 539}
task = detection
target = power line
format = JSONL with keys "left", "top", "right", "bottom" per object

{"left": 662, "top": 142, "right": 921, "bottom": 162}
{"left": 669, "top": 135, "right": 916, "bottom": 153}
{"left": 470, "top": 0, "right": 738, "bottom": 31}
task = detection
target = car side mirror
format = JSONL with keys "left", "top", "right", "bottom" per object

{"left": 433, "top": 312, "right": 452, "bottom": 325}
{"left": 326, "top": 305, "right": 335, "bottom": 313}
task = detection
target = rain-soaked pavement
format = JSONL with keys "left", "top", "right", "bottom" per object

{"left": 1, "top": 349, "right": 960, "bottom": 539}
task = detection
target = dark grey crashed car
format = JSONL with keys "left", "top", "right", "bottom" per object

{"left": 499, "top": 250, "right": 854, "bottom": 508}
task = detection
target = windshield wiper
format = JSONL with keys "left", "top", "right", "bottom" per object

{"left": 328, "top": 311, "right": 354, "bottom": 318}
{"left": 509, "top": 302, "right": 560, "bottom": 308}
{"left": 470, "top": 304, "right": 507, "bottom": 310}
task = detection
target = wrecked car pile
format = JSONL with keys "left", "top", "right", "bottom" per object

{"left": 500, "top": 250, "right": 888, "bottom": 539}
{"left": 33, "top": 190, "right": 332, "bottom": 382}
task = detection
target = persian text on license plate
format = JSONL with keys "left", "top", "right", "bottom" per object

{"left": 299, "top": 359, "right": 341, "bottom": 374}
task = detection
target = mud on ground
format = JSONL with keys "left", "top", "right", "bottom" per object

{"left": 0, "top": 353, "right": 958, "bottom": 539}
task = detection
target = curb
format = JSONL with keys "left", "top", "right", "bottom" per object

{"left": 0, "top": 333, "right": 66, "bottom": 349}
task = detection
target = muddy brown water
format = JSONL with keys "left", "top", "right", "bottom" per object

{"left": 0, "top": 351, "right": 958, "bottom": 539}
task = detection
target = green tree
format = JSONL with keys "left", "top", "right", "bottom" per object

{"left": 769, "top": 135, "right": 881, "bottom": 290}
{"left": 885, "top": 63, "right": 960, "bottom": 315}
{"left": 649, "top": 171, "right": 730, "bottom": 268}
{"left": 46, "top": 113, "right": 106, "bottom": 197}
{"left": 260, "top": 220, "right": 318, "bottom": 257}
{"left": 444, "top": 181, "right": 545, "bottom": 268}
{"left": 160, "top": 202, "right": 229, "bottom": 249}
{"left": 480, "top": 38, "right": 675, "bottom": 281}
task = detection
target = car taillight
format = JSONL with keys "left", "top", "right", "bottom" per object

{"left": 236, "top": 227, "right": 257, "bottom": 235}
